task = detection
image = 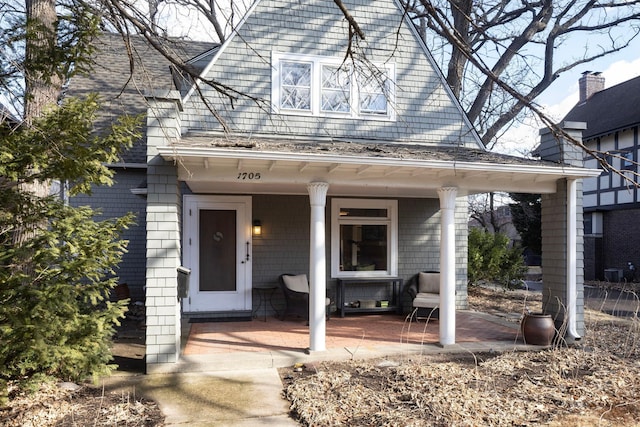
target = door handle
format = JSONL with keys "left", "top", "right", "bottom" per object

{"left": 243, "top": 241, "right": 250, "bottom": 263}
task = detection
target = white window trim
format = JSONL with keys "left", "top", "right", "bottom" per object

{"left": 272, "top": 52, "right": 396, "bottom": 121}
{"left": 331, "top": 198, "right": 398, "bottom": 278}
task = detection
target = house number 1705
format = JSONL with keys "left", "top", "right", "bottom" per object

{"left": 237, "top": 172, "right": 261, "bottom": 180}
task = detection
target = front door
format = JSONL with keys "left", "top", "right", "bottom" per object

{"left": 183, "top": 195, "right": 252, "bottom": 313}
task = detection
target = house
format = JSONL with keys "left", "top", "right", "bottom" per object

{"left": 71, "top": 0, "right": 599, "bottom": 373}
{"left": 563, "top": 73, "right": 640, "bottom": 282}
{"left": 1, "top": 102, "right": 19, "bottom": 128}
{"left": 69, "top": 34, "right": 217, "bottom": 301}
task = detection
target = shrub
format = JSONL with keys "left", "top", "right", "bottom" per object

{"left": 468, "top": 227, "right": 527, "bottom": 288}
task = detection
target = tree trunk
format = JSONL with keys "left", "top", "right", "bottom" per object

{"left": 25, "top": 0, "right": 60, "bottom": 123}
{"left": 445, "top": 0, "right": 471, "bottom": 98}
{"left": 14, "top": 0, "right": 60, "bottom": 246}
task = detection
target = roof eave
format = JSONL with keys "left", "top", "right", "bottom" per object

{"left": 157, "top": 145, "right": 601, "bottom": 179}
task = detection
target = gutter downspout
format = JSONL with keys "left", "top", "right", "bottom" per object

{"left": 566, "top": 178, "right": 580, "bottom": 340}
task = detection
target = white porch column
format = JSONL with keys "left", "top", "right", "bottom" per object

{"left": 438, "top": 187, "right": 458, "bottom": 346}
{"left": 307, "top": 182, "right": 329, "bottom": 352}
{"left": 566, "top": 178, "right": 580, "bottom": 340}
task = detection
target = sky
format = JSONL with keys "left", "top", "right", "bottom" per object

{"left": 495, "top": 36, "right": 640, "bottom": 157}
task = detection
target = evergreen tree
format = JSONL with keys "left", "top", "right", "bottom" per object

{"left": 468, "top": 227, "right": 527, "bottom": 288}
{"left": 509, "top": 193, "right": 542, "bottom": 259}
{"left": 0, "top": 2, "right": 141, "bottom": 396}
{"left": 0, "top": 94, "right": 140, "bottom": 394}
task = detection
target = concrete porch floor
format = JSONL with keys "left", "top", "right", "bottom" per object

{"left": 157, "top": 311, "right": 531, "bottom": 374}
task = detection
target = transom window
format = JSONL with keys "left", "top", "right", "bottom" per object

{"left": 331, "top": 199, "right": 398, "bottom": 278}
{"left": 272, "top": 52, "right": 395, "bottom": 120}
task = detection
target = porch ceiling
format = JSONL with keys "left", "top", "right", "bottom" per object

{"left": 157, "top": 137, "right": 601, "bottom": 198}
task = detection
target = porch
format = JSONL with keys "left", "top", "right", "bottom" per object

{"left": 162, "top": 311, "right": 530, "bottom": 374}
{"left": 144, "top": 124, "right": 600, "bottom": 371}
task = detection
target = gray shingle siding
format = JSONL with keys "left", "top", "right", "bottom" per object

{"left": 70, "top": 168, "right": 147, "bottom": 301}
{"left": 541, "top": 179, "right": 585, "bottom": 335}
{"left": 250, "top": 194, "right": 467, "bottom": 316}
{"left": 180, "top": 0, "right": 479, "bottom": 148}
{"left": 145, "top": 96, "right": 183, "bottom": 369}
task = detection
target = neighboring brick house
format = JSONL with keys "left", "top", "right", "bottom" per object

{"left": 72, "top": 0, "right": 599, "bottom": 372}
{"left": 563, "top": 73, "right": 640, "bottom": 282}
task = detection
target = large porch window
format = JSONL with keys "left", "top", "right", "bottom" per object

{"left": 331, "top": 199, "right": 398, "bottom": 277}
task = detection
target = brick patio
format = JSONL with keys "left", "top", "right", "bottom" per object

{"left": 183, "top": 311, "right": 520, "bottom": 355}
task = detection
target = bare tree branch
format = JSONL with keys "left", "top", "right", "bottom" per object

{"left": 406, "top": 0, "right": 640, "bottom": 147}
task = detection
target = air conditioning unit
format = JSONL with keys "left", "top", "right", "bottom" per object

{"left": 604, "top": 268, "right": 623, "bottom": 282}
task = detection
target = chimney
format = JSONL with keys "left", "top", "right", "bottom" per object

{"left": 579, "top": 71, "right": 605, "bottom": 102}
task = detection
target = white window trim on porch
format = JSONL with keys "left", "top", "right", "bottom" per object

{"left": 330, "top": 198, "right": 398, "bottom": 278}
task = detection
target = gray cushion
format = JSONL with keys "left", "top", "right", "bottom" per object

{"left": 282, "top": 274, "right": 309, "bottom": 293}
{"left": 418, "top": 272, "right": 440, "bottom": 294}
{"left": 413, "top": 293, "right": 440, "bottom": 308}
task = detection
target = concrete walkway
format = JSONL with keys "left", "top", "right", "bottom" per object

{"left": 101, "top": 368, "right": 297, "bottom": 426}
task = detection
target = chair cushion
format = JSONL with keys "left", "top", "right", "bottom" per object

{"left": 413, "top": 293, "right": 440, "bottom": 308}
{"left": 282, "top": 274, "right": 309, "bottom": 293}
{"left": 418, "top": 272, "right": 440, "bottom": 294}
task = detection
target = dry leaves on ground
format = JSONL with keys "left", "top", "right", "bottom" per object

{"left": 283, "top": 285, "right": 640, "bottom": 426}
{"left": 0, "top": 381, "right": 164, "bottom": 427}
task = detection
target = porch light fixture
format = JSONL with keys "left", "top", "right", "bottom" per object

{"left": 252, "top": 220, "right": 262, "bottom": 237}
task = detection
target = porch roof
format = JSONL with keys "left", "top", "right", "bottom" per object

{"left": 158, "top": 135, "right": 601, "bottom": 198}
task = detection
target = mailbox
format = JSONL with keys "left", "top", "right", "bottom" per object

{"left": 177, "top": 266, "right": 191, "bottom": 299}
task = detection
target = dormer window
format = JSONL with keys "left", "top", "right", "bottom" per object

{"left": 280, "top": 61, "right": 312, "bottom": 110}
{"left": 321, "top": 65, "right": 350, "bottom": 113}
{"left": 272, "top": 52, "right": 395, "bottom": 120}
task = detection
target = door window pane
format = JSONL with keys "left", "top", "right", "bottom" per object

{"left": 199, "top": 210, "right": 236, "bottom": 291}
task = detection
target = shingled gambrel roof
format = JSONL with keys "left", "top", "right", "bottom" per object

{"left": 563, "top": 75, "right": 640, "bottom": 140}
{"left": 68, "top": 33, "right": 217, "bottom": 163}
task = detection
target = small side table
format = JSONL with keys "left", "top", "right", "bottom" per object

{"left": 252, "top": 284, "right": 278, "bottom": 321}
